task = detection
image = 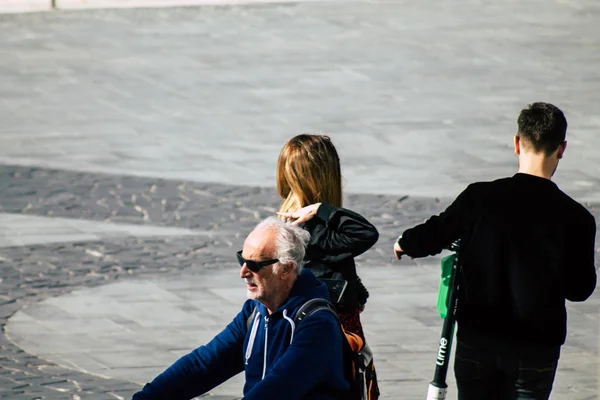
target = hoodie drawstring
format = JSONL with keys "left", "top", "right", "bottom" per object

{"left": 245, "top": 311, "right": 261, "bottom": 365}
{"left": 246, "top": 309, "right": 296, "bottom": 379}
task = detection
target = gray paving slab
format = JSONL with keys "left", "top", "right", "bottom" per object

{"left": 7, "top": 266, "right": 452, "bottom": 399}
{"left": 0, "top": 212, "right": 210, "bottom": 247}
{"left": 53, "top": 0, "right": 330, "bottom": 10}
{"left": 5, "top": 263, "right": 600, "bottom": 400}
{"left": 0, "top": 2, "right": 600, "bottom": 201}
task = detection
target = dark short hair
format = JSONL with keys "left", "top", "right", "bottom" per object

{"left": 517, "top": 102, "right": 567, "bottom": 156}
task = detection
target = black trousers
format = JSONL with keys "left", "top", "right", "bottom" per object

{"left": 454, "top": 340, "right": 560, "bottom": 400}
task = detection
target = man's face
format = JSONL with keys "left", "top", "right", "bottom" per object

{"left": 239, "top": 227, "right": 282, "bottom": 303}
{"left": 243, "top": 265, "right": 279, "bottom": 302}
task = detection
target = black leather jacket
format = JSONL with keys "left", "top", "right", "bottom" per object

{"left": 300, "top": 202, "right": 379, "bottom": 309}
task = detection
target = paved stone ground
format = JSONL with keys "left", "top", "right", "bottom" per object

{"left": 0, "top": 213, "right": 208, "bottom": 247}
{"left": 0, "top": 0, "right": 50, "bottom": 13}
{"left": 1, "top": 1, "right": 600, "bottom": 399}
{"left": 0, "top": 164, "right": 447, "bottom": 399}
{"left": 0, "top": 2, "right": 600, "bottom": 200}
{"left": 0, "top": 165, "right": 599, "bottom": 399}
{"left": 0, "top": 0, "right": 329, "bottom": 14}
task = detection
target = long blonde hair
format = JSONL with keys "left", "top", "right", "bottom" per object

{"left": 277, "top": 134, "right": 343, "bottom": 216}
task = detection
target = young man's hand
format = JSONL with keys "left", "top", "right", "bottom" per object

{"left": 394, "top": 241, "right": 404, "bottom": 260}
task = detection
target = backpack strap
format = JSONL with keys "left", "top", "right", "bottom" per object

{"left": 293, "top": 298, "right": 339, "bottom": 326}
{"left": 293, "top": 299, "right": 357, "bottom": 400}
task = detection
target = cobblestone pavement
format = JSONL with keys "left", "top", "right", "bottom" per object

{"left": 1, "top": 1, "right": 600, "bottom": 398}
{"left": 0, "top": 164, "right": 447, "bottom": 399}
{"left": 1, "top": 2, "right": 600, "bottom": 200}
{"left": 0, "top": 165, "right": 599, "bottom": 399}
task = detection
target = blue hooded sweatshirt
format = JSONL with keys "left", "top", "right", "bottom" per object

{"left": 132, "top": 269, "right": 349, "bottom": 400}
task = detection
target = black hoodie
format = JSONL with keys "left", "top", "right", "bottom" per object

{"left": 399, "top": 173, "right": 596, "bottom": 351}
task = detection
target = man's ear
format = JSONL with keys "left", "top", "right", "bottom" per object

{"left": 281, "top": 262, "right": 294, "bottom": 277}
{"left": 514, "top": 135, "right": 521, "bottom": 155}
{"left": 557, "top": 141, "right": 567, "bottom": 159}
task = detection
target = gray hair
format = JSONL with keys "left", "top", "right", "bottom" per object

{"left": 254, "top": 217, "right": 310, "bottom": 275}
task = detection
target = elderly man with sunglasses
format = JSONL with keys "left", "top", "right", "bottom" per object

{"left": 132, "top": 217, "right": 349, "bottom": 400}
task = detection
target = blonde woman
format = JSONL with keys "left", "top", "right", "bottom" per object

{"left": 276, "top": 134, "right": 378, "bottom": 338}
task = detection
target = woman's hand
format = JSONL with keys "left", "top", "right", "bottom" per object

{"left": 277, "top": 203, "right": 321, "bottom": 225}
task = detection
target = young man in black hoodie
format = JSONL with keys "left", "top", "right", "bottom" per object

{"left": 394, "top": 102, "right": 597, "bottom": 400}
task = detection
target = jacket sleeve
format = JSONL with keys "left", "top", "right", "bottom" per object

{"left": 399, "top": 185, "right": 472, "bottom": 258}
{"left": 564, "top": 213, "right": 597, "bottom": 302}
{"left": 242, "top": 310, "right": 346, "bottom": 400}
{"left": 307, "top": 202, "right": 379, "bottom": 261}
{"left": 132, "top": 301, "right": 252, "bottom": 400}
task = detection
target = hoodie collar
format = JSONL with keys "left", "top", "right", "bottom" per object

{"left": 255, "top": 269, "right": 330, "bottom": 317}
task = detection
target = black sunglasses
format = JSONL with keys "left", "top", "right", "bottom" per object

{"left": 236, "top": 250, "right": 279, "bottom": 273}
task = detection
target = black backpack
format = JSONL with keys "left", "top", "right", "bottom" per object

{"left": 294, "top": 299, "right": 377, "bottom": 400}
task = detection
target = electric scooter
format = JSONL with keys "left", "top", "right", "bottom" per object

{"left": 427, "top": 241, "right": 462, "bottom": 400}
